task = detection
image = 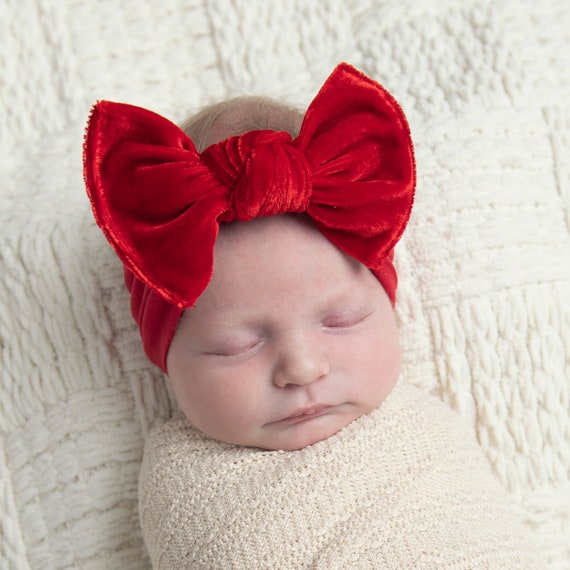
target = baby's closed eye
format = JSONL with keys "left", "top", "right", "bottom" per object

{"left": 321, "top": 309, "right": 373, "bottom": 331}
{"left": 204, "top": 337, "right": 264, "bottom": 358}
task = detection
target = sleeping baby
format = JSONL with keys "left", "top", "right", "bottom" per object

{"left": 83, "top": 63, "right": 540, "bottom": 568}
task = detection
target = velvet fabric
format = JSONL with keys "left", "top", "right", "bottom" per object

{"left": 83, "top": 63, "right": 415, "bottom": 372}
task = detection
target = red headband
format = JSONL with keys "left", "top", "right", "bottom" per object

{"left": 84, "top": 63, "right": 415, "bottom": 372}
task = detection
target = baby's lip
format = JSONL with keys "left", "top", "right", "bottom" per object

{"left": 276, "top": 404, "right": 335, "bottom": 424}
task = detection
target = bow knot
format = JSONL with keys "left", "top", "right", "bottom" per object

{"left": 202, "top": 130, "right": 312, "bottom": 222}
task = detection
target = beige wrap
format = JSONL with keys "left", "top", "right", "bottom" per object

{"left": 139, "top": 382, "right": 539, "bottom": 569}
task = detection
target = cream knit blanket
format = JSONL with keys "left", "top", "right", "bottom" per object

{"left": 3, "top": 5, "right": 569, "bottom": 567}
{"left": 139, "top": 382, "right": 538, "bottom": 569}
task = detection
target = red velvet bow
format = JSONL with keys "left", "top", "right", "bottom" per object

{"left": 83, "top": 63, "right": 415, "bottom": 310}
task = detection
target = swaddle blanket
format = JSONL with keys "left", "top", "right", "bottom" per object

{"left": 139, "top": 382, "right": 538, "bottom": 569}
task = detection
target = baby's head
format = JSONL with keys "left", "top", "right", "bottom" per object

{"left": 84, "top": 63, "right": 415, "bottom": 450}
{"left": 168, "top": 213, "right": 400, "bottom": 450}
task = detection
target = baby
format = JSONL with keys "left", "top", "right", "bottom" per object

{"left": 84, "top": 64, "right": 539, "bottom": 568}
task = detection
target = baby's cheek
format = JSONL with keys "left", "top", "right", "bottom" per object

{"left": 383, "top": 336, "right": 402, "bottom": 377}
{"left": 179, "top": 371, "right": 259, "bottom": 431}
{"left": 360, "top": 331, "right": 401, "bottom": 405}
{"left": 378, "top": 333, "right": 401, "bottom": 384}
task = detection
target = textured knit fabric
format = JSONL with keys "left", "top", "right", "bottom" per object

{"left": 139, "top": 382, "right": 539, "bottom": 569}
{"left": 2, "top": 2, "right": 569, "bottom": 568}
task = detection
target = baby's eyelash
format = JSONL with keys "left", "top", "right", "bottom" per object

{"left": 322, "top": 311, "right": 372, "bottom": 330}
{"left": 207, "top": 340, "right": 261, "bottom": 358}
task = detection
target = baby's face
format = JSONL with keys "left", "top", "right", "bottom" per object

{"left": 166, "top": 215, "right": 401, "bottom": 450}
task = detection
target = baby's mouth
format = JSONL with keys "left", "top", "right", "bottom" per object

{"left": 276, "top": 405, "right": 335, "bottom": 424}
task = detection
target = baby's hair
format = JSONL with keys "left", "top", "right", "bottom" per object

{"left": 181, "top": 96, "right": 303, "bottom": 152}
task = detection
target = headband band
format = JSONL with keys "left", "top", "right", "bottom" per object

{"left": 84, "top": 62, "right": 415, "bottom": 372}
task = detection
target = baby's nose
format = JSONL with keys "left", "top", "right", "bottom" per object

{"left": 272, "top": 335, "right": 330, "bottom": 388}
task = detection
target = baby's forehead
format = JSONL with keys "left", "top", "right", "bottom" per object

{"left": 215, "top": 214, "right": 335, "bottom": 255}
{"left": 211, "top": 215, "right": 375, "bottom": 291}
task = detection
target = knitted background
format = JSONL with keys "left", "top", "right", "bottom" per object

{"left": 1, "top": 0, "right": 569, "bottom": 568}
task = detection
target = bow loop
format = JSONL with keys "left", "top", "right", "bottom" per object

{"left": 202, "top": 130, "right": 312, "bottom": 222}
{"left": 296, "top": 65, "right": 415, "bottom": 270}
